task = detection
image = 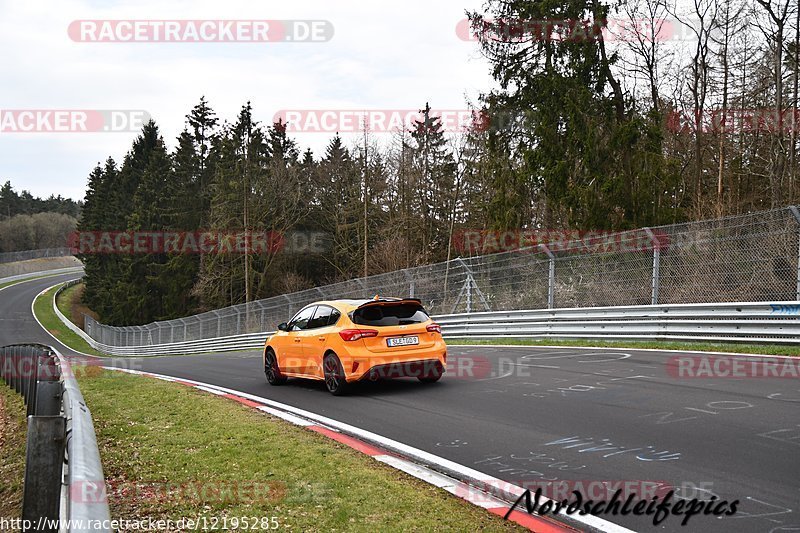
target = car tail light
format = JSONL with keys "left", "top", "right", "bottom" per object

{"left": 426, "top": 324, "right": 442, "bottom": 334}
{"left": 339, "top": 329, "right": 379, "bottom": 342}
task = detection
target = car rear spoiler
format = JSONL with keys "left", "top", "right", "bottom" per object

{"left": 355, "top": 298, "right": 423, "bottom": 310}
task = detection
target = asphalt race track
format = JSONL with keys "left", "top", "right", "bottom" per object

{"left": 2, "top": 274, "right": 799, "bottom": 532}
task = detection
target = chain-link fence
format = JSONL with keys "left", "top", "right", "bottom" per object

{"left": 83, "top": 207, "right": 800, "bottom": 347}
{"left": 0, "top": 247, "right": 72, "bottom": 264}
{"left": 0, "top": 252, "right": 80, "bottom": 279}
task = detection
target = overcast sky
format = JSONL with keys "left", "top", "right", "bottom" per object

{"left": 0, "top": 0, "right": 493, "bottom": 201}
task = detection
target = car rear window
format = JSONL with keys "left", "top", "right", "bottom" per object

{"left": 352, "top": 303, "right": 429, "bottom": 326}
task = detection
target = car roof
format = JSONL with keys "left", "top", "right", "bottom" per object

{"left": 304, "top": 298, "right": 419, "bottom": 312}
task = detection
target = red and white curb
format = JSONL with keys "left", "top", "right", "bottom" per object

{"left": 104, "top": 367, "right": 635, "bottom": 533}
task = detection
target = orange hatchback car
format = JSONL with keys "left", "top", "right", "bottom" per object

{"left": 263, "top": 298, "right": 447, "bottom": 395}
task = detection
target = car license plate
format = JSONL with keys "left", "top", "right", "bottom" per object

{"left": 387, "top": 336, "right": 419, "bottom": 347}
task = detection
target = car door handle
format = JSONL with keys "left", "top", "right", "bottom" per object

{"left": 318, "top": 337, "right": 325, "bottom": 341}
{"left": 294, "top": 339, "right": 301, "bottom": 343}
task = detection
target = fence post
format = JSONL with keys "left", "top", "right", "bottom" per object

{"left": 540, "top": 245, "right": 555, "bottom": 309}
{"left": 450, "top": 258, "right": 490, "bottom": 313}
{"left": 644, "top": 228, "right": 661, "bottom": 305}
{"left": 789, "top": 206, "right": 800, "bottom": 300}
{"left": 402, "top": 269, "right": 415, "bottom": 298}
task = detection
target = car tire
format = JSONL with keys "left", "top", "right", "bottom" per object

{"left": 323, "top": 352, "right": 348, "bottom": 396}
{"left": 264, "top": 349, "right": 287, "bottom": 385}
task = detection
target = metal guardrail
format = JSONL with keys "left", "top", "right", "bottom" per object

{"left": 81, "top": 207, "right": 800, "bottom": 348}
{"left": 0, "top": 267, "right": 84, "bottom": 287}
{"left": 0, "top": 344, "right": 111, "bottom": 532}
{"left": 51, "top": 276, "right": 800, "bottom": 355}
{"left": 53, "top": 280, "right": 272, "bottom": 356}
{"left": 436, "top": 301, "right": 800, "bottom": 344}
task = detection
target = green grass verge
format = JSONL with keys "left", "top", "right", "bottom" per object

{"left": 0, "top": 382, "right": 27, "bottom": 518}
{"left": 78, "top": 369, "right": 523, "bottom": 532}
{"left": 55, "top": 281, "right": 83, "bottom": 327}
{"left": 32, "top": 283, "right": 105, "bottom": 357}
{"left": 445, "top": 337, "right": 800, "bottom": 357}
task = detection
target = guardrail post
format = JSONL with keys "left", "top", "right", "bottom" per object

{"left": 540, "top": 245, "right": 556, "bottom": 309}
{"left": 16, "top": 346, "right": 25, "bottom": 394}
{"left": 644, "top": 228, "right": 661, "bottom": 305}
{"left": 13, "top": 346, "right": 22, "bottom": 394}
{"left": 4, "top": 348, "right": 13, "bottom": 390}
{"left": 26, "top": 352, "right": 42, "bottom": 417}
{"left": 21, "top": 415, "right": 66, "bottom": 532}
{"left": 789, "top": 206, "right": 800, "bottom": 300}
{"left": 0, "top": 349, "right": 9, "bottom": 386}
{"left": 34, "top": 356, "right": 62, "bottom": 416}
{"left": 8, "top": 347, "right": 15, "bottom": 392}
{"left": 25, "top": 349, "right": 36, "bottom": 403}
{"left": 19, "top": 348, "right": 29, "bottom": 398}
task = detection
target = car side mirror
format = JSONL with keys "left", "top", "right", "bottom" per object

{"left": 277, "top": 322, "right": 289, "bottom": 331}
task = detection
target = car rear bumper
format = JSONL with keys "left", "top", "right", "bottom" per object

{"left": 357, "top": 358, "right": 445, "bottom": 381}
{"left": 337, "top": 338, "right": 447, "bottom": 382}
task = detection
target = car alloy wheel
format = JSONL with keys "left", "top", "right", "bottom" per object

{"left": 264, "top": 349, "right": 287, "bottom": 385}
{"left": 323, "top": 353, "right": 348, "bottom": 396}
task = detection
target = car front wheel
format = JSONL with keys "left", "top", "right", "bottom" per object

{"left": 265, "top": 349, "right": 287, "bottom": 385}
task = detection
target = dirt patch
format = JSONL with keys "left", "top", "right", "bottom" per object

{"left": 68, "top": 284, "right": 99, "bottom": 328}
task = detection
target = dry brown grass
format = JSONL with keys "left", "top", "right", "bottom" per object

{"left": 0, "top": 382, "right": 27, "bottom": 518}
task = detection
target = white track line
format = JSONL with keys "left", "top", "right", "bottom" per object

{"left": 449, "top": 343, "right": 800, "bottom": 360}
